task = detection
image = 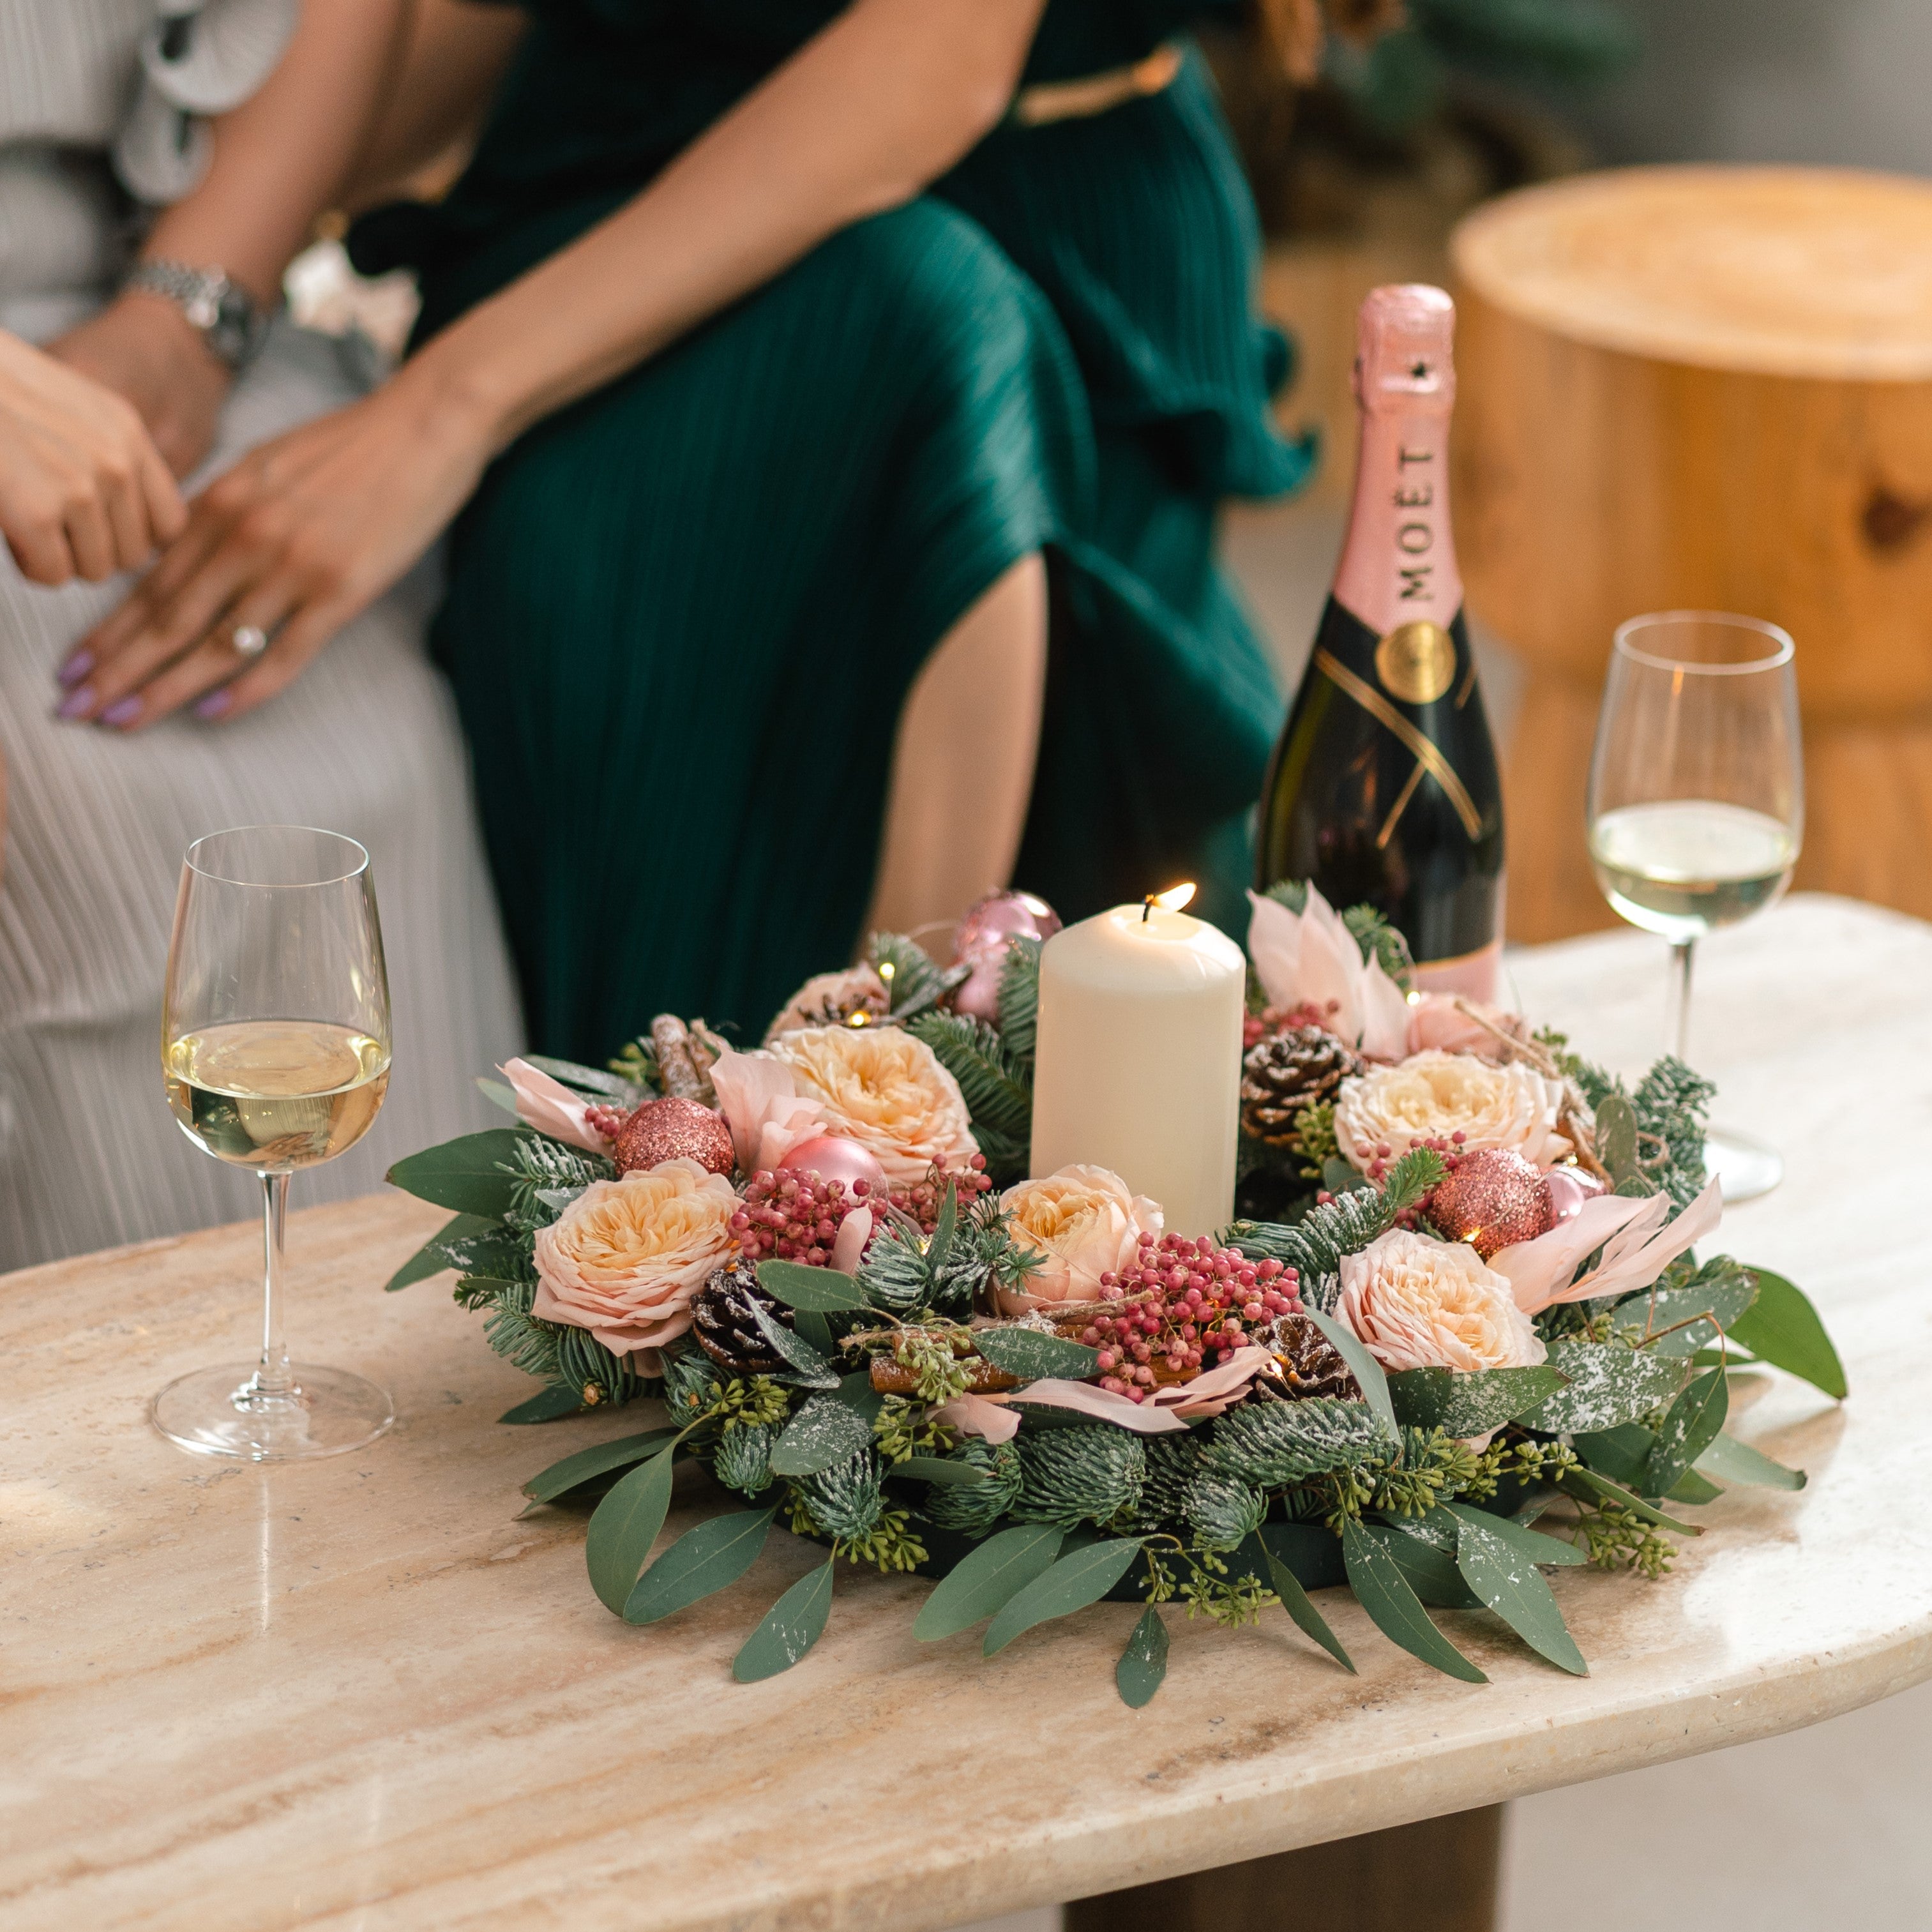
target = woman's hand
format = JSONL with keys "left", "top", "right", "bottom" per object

{"left": 0, "top": 330, "right": 185, "bottom": 587}
{"left": 49, "top": 291, "right": 234, "bottom": 479}
{"left": 61, "top": 370, "right": 492, "bottom": 729}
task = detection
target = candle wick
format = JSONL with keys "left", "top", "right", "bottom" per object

{"left": 1142, "top": 896, "right": 1156, "bottom": 924}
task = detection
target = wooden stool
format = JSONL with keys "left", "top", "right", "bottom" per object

{"left": 1449, "top": 166, "right": 1932, "bottom": 941}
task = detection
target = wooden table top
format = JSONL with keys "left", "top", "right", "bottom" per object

{"left": 6, "top": 894, "right": 1930, "bottom": 1932}
{"left": 1453, "top": 165, "right": 1932, "bottom": 380}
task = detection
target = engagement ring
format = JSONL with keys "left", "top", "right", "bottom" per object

{"left": 230, "top": 624, "right": 269, "bottom": 659}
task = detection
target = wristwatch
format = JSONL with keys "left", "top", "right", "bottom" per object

{"left": 123, "top": 260, "right": 273, "bottom": 372}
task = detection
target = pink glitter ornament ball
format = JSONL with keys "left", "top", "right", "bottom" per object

{"left": 951, "top": 890, "right": 1061, "bottom": 1022}
{"left": 1544, "top": 1163, "right": 1608, "bottom": 1229}
{"left": 1430, "top": 1147, "right": 1554, "bottom": 1260}
{"left": 613, "top": 1096, "right": 736, "bottom": 1177}
{"left": 778, "top": 1133, "right": 887, "bottom": 1195}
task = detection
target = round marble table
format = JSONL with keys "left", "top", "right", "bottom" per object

{"left": 3, "top": 894, "right": 1927, "bottom": 1930}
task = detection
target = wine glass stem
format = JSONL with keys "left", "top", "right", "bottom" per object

{"left": 255, "top": 1170, "right": 294, "bottom": 1399}
{"left": 1668, "top": 938, "right": 1696, "bottom": 1063}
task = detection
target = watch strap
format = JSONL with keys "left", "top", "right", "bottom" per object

{"left": 124, "top": 260, "right": 273, "bottom": 372}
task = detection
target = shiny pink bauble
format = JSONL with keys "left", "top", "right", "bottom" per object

{"left": 613, "top": 1096, "right": 736, "bottom": 1177}
{"left": 780, "top": 1134, "right": 887, "bottom": 1195}
{"left": 1430, "top": 1147, "right": 1554, "bottom": 1260}
{"left": 1544, "top": 1164, "right": 1609, "bottom": 1229}
{"left": 951, "top": 889, "right": 1061, "bottom": 1023}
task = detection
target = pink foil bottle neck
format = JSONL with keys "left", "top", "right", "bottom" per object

{"left": 1331, "top": 284, "right": 1463, "bottom": 636}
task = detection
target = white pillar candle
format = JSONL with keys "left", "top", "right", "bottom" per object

{"left": 1028, "top": 898, "right": 1246, "bottom": 1237}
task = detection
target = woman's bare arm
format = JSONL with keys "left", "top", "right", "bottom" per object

{"left": 73, "top": 0, "right": 1049, "bottom": 728}
{"left": 347, "top": 0, "right": 529, "bottom": 211}
{"left": 51, "top": 0, "right": 409, "bottom": 476}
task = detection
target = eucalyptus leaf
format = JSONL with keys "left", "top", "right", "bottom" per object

{"left": 1444, "top": 1500, "right": 1585, "bottom": 1568}
{"left": 1635, "top": 1261, "right": 1759, "bottom": 1355}
{"left": 625, "top": 1509, "right": 775, "bottom": 1624}
{"left": 748, "top": 1297, "right": 841, "bottom": 1389}
{"left": 386, "top": 1128, "right": 527, "bottom": 1216}
{"left": 1644, "top": 1367, "right": 1729, "bottom": 1497}
{"left": 1559, "top": 1467, "right": 1703, "bottom": 1535}
{"left": 1666, "top": 1467, "right": 1724, "bottom": 1506}
{"left": 498, "top": 1385, "right": 586, "bottom": 1425}
{"left": 1387, "top": 1365, "right": 1567, "bottom": 1437}
{"left": 984, "top": 1539, "right": 1143, "bottom": 1656}
{"left": 1116, "top": 1605, "right": 1170, "bottom": 1708}
{"left": 584, "top": 1444, "right": 677, "bottom": 1613}
{"left": 523, "top": 1426, "right": 681, "bottom": 1502}
{"left": 386, "top": 1211, "right": 504, "bottom": 1292}
{"left": 1572, "top": 1422, "right": 1654, "bottom": 1491}
{"left": 522, "top": 1053, "right": 638, "bottom": 1098}
{"left": 475, "top": 1076, "right": 520, "bottom": 1117}
{"left": 732, "top": 1558, "right": 835, "bottom": 1682}
{"left": 1263, "top": 1548, "right": 1355, "bottom": 1672}
{"left": 971, "top": 1327, "right": 1101, "bottom": 1382}
{"left": 1728, "top": 1269, "right": 1847, "bottom": 1400}
{"left": 1518, "top": 1341, "right": 1684, "bottom": 1433}
{"left": 893, "top": 1455, "right": 990, "bottom": 1486}
{"left": 1450, "top": 1507, "right": 1588, "bottom": 1675}
{"left": 1304, "top": 1309, "right": 1397, "bottom": 1436}
{"left": 1341, "top": 1518, "right": 1486, "bottom": 1682}
{"left": 915, "top": 1525, "right": 1064, "bottom": 1640}
{"left": 1696, "top": 1430, "right": 1806, "bottom": 1491}
{"left": 794, "top": 1308, "right": 834, "bottom": 1355}
{"left": 757, "top": 1260, "right": 868, "bottom": 1313}
{"left": 1595, "top": 1094, "right": 1641, "bottom": 1186}
{"left": 1362, "top": 1522, "right": 1482, "bottom": 1610}
{"left": 832, "top": 1371, "right": 885, "bottom": 1426}
{"left": 769, "top": 1396, "right": 874, "bottom": 1477}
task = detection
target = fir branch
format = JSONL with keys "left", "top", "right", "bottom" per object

{"left": 476, "top": 1278, "right": 562, "bottom": 1383}
{"left": 1632, "top": 1055, "right": 1716, "bottom": 1207}
{"left": 1181, "top": 1472, "right": 1268, "bottom": 1551}
{"left": 1011, "top": 1424, "right": 1148, "bottom": 1530}
{"left": 922, "top": 1439, "right": 1023, "bottom": 1534}
{"left": 1205, "top": 1396, "right": 1395, "bottom": 1486}
{"left": 905, "top": 1011, "right": 1032, "bottom": 1142}
{"left": 996, "top": 937, "right": 1042, "bottom": 1061}
{"left": 1341, "top": 903, "right": 1414, "bottom": 990}
{"left": 1226, "top": 1147, "right": 1445, "bottom": 1306}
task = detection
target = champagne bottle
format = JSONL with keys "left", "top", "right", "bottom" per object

{"left": 1255, "top": 283, "right": 1505, "bottom": 998}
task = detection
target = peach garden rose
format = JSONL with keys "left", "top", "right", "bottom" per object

{"left": 767, "top": 1023, "right": 976, "bottom": 1186}
{"left": 997, "top": 1164, "right": 1163, "bottom": 1312}
{"left": 1336, "top": 1227, "right": 1546, "bottom": 1373}
{"left": 1333, "top": 1049, "right": 1571, "bottom": 1171}
{"left": 532, "top": 1158, "right": 739, "bottom": 1359}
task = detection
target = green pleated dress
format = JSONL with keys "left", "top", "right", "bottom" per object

{"left": 352, "top": 0, "right": 1313, "bottom": 1059}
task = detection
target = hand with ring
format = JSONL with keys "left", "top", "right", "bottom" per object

{"left": 57, "top": 370, "right": 494, "bottom": 730}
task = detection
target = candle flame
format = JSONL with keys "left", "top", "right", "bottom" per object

{"left": 1149, "top": 882, "right": 1196, "bottom": 913}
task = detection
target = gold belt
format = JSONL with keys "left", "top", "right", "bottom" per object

{"left": 1010, "top": 42, "right": 1184, "bottom": 128}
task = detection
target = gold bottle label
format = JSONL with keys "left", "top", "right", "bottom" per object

{"left": 1375, "top": 621, "right": 1457, "bottom": 704}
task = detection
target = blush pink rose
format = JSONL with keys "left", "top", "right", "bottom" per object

{"left": 1337, "top": 1228, "right": 1546, "bottom": 1373}
{"left": 531, "top": 1159, "right": 739, "bottom": 1358}
{"left": 997, "top": 1165, "right": 1163, "bottom": 1312}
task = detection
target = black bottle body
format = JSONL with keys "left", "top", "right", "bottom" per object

{"left": 1255, "top": 596, "right": 1504, "bottom": 976}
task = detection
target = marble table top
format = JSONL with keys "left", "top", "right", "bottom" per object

{"left": 5, "top": 894, "right": 1930, "bottom": 1932}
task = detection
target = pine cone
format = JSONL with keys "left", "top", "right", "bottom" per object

{"left": 690, "top": 1259, "right": 792, "bottom": 1375}
{"left": 1257, "top": 1311, "right": 1362, "bottom": 1402}
{"left": 1241, "top": 1025, "right": 1364, "bottom": 1146}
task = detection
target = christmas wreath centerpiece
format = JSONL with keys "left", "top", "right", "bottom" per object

{"left": 385, "top": 886, "right": 1844, "bottom": 1703}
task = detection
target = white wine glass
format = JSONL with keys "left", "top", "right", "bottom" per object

{"left": 1586, "top": 612, "right": 1802, "bottom": 1203}
{"left": 153, "top": 826, "right": 396, "bottom": 1460}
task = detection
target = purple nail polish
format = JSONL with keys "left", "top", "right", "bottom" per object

{"left": 57, "top": 684, "right": 95, "bottom": 720}
{"left": 195, "top": 689, "right": 234, "bottom": 720}
{"left": 100, "top": 695, "right": 142, "bottom": 728}
{"left": 57, "top": 648, "right": 94, "bottom": 688}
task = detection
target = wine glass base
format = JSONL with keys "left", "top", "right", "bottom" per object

{"left": 1705, "top": 1127, "right": 1783, "bottom": 1205}
{"left": 151, "top": 1363, "right": 394, "bottom": 1462}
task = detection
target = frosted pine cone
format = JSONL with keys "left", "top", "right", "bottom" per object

{"left": 690, "top": 1259, "right": 792, "bottom": 1375}
{"left": 1257, "top": 1311, "right": 1361, "bottom": 1402}
{"left": 1240, "top": 1026, "right": 1364, "bottom": 1147}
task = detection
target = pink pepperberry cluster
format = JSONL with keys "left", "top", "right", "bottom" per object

{"left": 1079, "top": 1233, "right": 1302, "bottom": 1402}
{"left": 886, "top": 1156, "right": 994, "bottom": 1233}
{"left": 1242, "top": 999, "right": 1340, "bottom": 1051}
{"left": 731, "top": 1168, "right": 870, "bottom": 1266}
{"left": 584, "top": 1102, "right": 627, "bottom": 1143}
{"left": 1318, "top": 1133, "right": 1466, "bottom": 1228}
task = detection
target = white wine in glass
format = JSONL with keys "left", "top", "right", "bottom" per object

{"left": 1586, "top": 612, "right": 1803, "bottom": 1202}
{"left": 153, "top": 827, "right": 396, "bottom": 1460}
